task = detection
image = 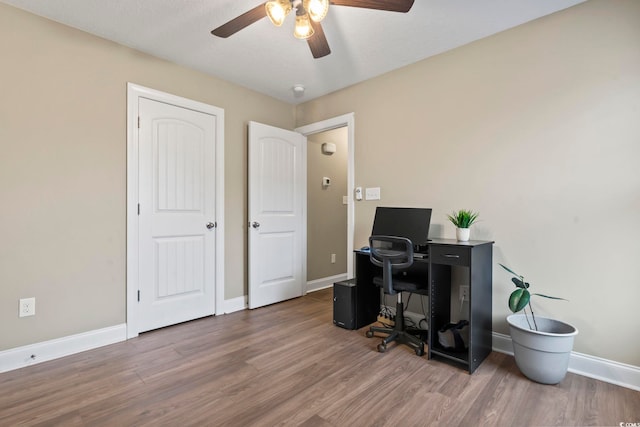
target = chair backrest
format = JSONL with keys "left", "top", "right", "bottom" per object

{"left": 369, "top": 235, "right": 414, "bottom": 295}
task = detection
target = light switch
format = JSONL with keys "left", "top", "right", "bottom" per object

{"left": 365, "top": 187, "right": 381, "bottom": 200}
{"left": 342, "top": 196, "right": 348, "bottom": 205}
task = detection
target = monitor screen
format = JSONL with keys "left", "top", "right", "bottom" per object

{"left": 371, "top": 207, "right": 432, "bottom": 247}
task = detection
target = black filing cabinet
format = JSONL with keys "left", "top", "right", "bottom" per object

{"left": 333, "top": 278, "right": 379, "bottom": 329}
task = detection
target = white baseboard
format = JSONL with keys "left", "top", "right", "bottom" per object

{"left": 222, "top": 275, "right": 347, "bottom": 315}
{"left": 492, "top": 332, "right": 640, "bottom": 391}
{"left": 492, "top": 331, "right": 513, "bottom": 355}
{"left": 307, "top": 273, "right": 348, "bottom": 293}
{"left": 0, "top": 324, "right": 126, "bottom": 373}
{"left": 222, "top": 295, "right": 247, "bottom": 314}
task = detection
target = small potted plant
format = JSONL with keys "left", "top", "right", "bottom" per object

{"left": 499, "top": 263, "right": 578, "bottom": 384}
{"left": 446, "top": 209, "right": 479, "bottom": 242}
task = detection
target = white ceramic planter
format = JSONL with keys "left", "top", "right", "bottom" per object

{"left": 456, "top": 227, "right": 470, "bottom": 242}
{"left": 507, "top": 314, "right": 578, "bottom": 384}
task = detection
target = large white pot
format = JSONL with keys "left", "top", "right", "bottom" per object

{"left": 507, "top": 314, "right": 578, "bottom": 384}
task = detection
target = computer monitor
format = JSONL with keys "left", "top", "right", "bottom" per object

{"left": 371, "top": 207, "right": 432, "bottom": 249}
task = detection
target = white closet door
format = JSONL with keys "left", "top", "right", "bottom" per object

{"left": 137, "top": 97, "right": 217, "bottom": 332}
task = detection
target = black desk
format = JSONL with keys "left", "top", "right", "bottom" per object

{"left": 354, "top": 238, "right": 494, "bottom": 374}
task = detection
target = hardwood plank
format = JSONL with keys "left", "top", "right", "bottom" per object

{"left": 1, "top": 288, "right": 638, "bottom": 426}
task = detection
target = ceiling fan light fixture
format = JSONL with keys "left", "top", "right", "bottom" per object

{"left": 303, "top": 0, "right": 329, "bottom": 23}
{"left": 265, "top": 0, "right": 292, "bottom": 27}
{"left": 294, "top": 12, "right": 314, "bottom": 40}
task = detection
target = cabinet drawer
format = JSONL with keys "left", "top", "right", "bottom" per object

{"left": 430, "top": 245, "right": 470, "bottom": 266}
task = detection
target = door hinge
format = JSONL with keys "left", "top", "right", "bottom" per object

{"left": 137, "top": 290, "right": 140, "bottom": 302}
{"left": 137, "top": 116, "right": 140, "bottom": 129}
{"left": 137, "top": 203, "right": 140, "bottom": 215}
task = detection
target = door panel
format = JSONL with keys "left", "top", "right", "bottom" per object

{"left": 156, "top": 123, "right": 203, "bottom": 211}
{"left": 138, "top": 98, "right": 216, "bottom": 332}
{"left": 248, "top": 122, "right": 306, "bottom": 309}
{"left": 155, "top": 236, "right": 204, "bottom": 297}
{"left": 261, "top": 232, "right": 295, "bottom": 282}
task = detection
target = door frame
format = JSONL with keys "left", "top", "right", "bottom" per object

{"left": 126, "top": 83, "right": 225, "bottom": 339}
{"left": 296, "top": 113, "right": 355, "bottom": 279}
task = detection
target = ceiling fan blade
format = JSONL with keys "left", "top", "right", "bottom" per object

{"left": 211, "top": 4, "right": 267, "bottom": 38}
{"left": 329, "top": 0, "right": 414, "bottom": 13}
{"left": 307, "top": 21, "right": 331, "bottom": 59}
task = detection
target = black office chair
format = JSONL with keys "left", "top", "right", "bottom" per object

{"left": 365, "top": 235, "right": 426, "bottom": 356}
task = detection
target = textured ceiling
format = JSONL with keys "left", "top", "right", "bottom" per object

{"left": 2, "top": 0, "right": 585, "bottom": 103}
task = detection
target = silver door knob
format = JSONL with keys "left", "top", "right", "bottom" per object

{"left": 206, "top": 222, "right": 216, "bottom": 229}
{"left": 252, "top": 221, "right": 260, "bottom": 229}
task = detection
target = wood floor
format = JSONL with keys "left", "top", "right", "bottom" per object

{"left": 1, "top": 288, "right": 638, "bottom": 426}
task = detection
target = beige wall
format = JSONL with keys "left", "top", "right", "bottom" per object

{"left": 307, "top": 128, "right": 348, "bottom": 281}
{"left": 296, "top": 0, "right": 640, "bottom": 366}
{"left": 0, "top": 4, "right": 294, "bottom": 350}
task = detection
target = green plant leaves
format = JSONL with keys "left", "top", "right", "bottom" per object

{"left": 509, "top": 288, "right": 530, "bottom": 313}
{"left": 500, "top": 263, "right": 567, "bottom": 317}
{"left": 446, "top": 210, "right": 479, "bottom": 228}
{"left": 511, "top": 277, "right": 530, "bottom": 289}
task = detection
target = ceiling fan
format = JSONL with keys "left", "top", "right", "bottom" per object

{"left": 211, "top": 0, "right": 415, "bottom": 59}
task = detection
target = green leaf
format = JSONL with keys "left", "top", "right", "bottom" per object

{"left": 509, "top": 288, "right": 530, "bottom": 313}
{"left": 533, "top": 293, "right": 567, "bottom": 301}
{"left": 511, "top": 277, "right": 530, "bottom": 289}
{"left": 499, "top": 263, "right": 520, "bottom": 277}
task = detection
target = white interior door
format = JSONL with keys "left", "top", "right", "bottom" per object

{"left": 137, "top": 97, "right": 217, "bottom": 332}
{"left": 248, "top": 121, "right": 306, "bottom": 309}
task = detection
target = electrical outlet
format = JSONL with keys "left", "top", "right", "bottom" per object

{"left": 331, "top": 253, "right": 336, "bottom": 264}
{"left": 460, "top": 285, "right": 469, "bottom": 302}
{"left": 19, "top": 297, "right": 36, "bottom": 317}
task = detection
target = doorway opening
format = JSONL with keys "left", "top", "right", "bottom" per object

{"left": 296, "top": 113, "right": 355, "bottom": 292}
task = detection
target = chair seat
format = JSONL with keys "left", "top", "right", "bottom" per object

{"left": 373, "top": 276, "right": 427, "bottom": 294}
